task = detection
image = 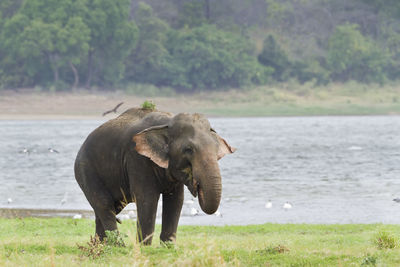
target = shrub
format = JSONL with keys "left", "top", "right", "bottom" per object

{"left": 77, "top": 235, "right": 105, "bottom": 259}
{"left": 361, "top": 254, "right": 377, "bottom": 266}
{"left": 141, "top": 100, "right": 156, "bottom": 110}
{"left": 166, "top": 24, "right": 267, "bottom": 90}
{"left": 327, "top": 23, "right": 388, "bottom": 84}
{"left": 258, "top": 35, "right": 291, "bottom": 81}
{"left": 374, "top": 231, "right": 398, "bottom": 249}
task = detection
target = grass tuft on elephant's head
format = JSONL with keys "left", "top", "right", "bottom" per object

{"left": 141, "top": 100, "right": 156, "bottom": 111}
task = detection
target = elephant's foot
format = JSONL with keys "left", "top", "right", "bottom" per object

{"left": 160, "top": 232, "right": 176, "bottom": 244}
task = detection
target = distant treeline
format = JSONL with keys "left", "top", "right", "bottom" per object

{"left": 1, "top": 0, "right": 400, "bottom": 91}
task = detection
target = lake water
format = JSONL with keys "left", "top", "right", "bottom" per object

{"left": 1, "top": 116, "right": 400, "bottom": 225}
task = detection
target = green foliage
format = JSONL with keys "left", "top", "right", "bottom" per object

{"left": 374, "top": 231, "right": 398, "bottom": 249}
{"left": 177, "top": 1, "right": 207, "bottom": 28}
{"left": 77, "top": 235, "right": 105, "bottom": 259}
{"left": 125, "top": 83, "right": 175, "bottom": 97}
{"left": 126, "top": 3, "right": 174, "bottom": 87}
{"left": 256, "top": 244, "right": 289, "bottom": 255}
{"left": 166, "top": 24, "right": 267, "bottom": 90}
{"left": 104, "top": 230, "right": 126, "bottom": 247}
{"left": 258, "top": 35, "right": 290, "bottom": 81}
{"left": 83, "top": 0, "right": 138, "bottom": 87}
{"left": 3, "top": 0, "right": 400, "bottom": 91}
{"left": 328, "top": 23, "right": 388, "bottom": 83}
{"left": 141, "top": 100, "right": 156, "bottom": 110}
{"left": 361, "top": 254, "right": 377, "bottom": 266}
{"left": 258, "top": 35, "right": 329, "bottom": 84}
{"left": 290, "top": 59, "right": 331, "bottom": 85}
{"left": 0, "top": 0, "right": 90, "bottom": 89}
{"left": 0, "top": 0, "right": 137, "bottom": 89}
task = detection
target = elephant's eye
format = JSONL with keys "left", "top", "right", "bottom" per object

{"left": 183, "top": 146, "right": 193, "bottom": 155}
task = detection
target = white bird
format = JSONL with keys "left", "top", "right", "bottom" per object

{"left": 7, "top": 198, "right": 12, "bottom": 204}
{"left": 214, "top": 209, "right": 222, "bottom": 217}
{"left": 73, "top": 214, "right": 82, "bottom": 219}
{"left": 239, "top": 197, "right": 247, "bottom": 202}
{"left": 20, "top": 148, "right": 30, "bottom": 154}
{"left": 48, "top": 148, "right": 59, "bottom": 153}
{"left": 128, "top": 210, "right": 136, "bottom": 218}
{"left": 184, "top": 199, "right": 194, "bottom": 205}
{"left": 348, "top": 146, "right": 362, "bottom": 151}
{"left": 190, "top": 207, "right": 199, "bottom": 216}
{"left": 265, "top": 200, "right": 272, "bottom": 209}
{"left": 283, "top": 202, "right": 292, "bottom": 210}
{"left": 60, "top": 192, "right": 68, "bottom": 205}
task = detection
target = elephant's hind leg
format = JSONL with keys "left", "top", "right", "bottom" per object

{"left": 95, "top": 214, "right": 105, "bottom": 240}
{"left": 94, "top": 205, "right": 118, "bottom": 240}
{"left": 79, "top": 173, "right": 118, "bottom": 240}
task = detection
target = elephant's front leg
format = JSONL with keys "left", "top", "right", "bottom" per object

{"left": 135, "top": 190, "right": 160, "bottom": 245}
{"left": 160, "top": 183, "right": 184, "bottom": 243}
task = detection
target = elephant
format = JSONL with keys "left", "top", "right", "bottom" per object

{"left": 74, "top": 107, "right": 235, "bottom": 245}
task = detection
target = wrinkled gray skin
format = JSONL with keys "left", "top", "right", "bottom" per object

{"left": 74, "top": 108, "right": 235, "bottom": 245}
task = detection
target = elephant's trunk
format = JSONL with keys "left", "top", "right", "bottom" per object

{"left": 193, "top": 158, "right": 222, "bottom": 214}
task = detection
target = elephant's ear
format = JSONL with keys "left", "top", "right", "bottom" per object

{"left": 133, "top": 125, "right": 169, "bottom": 168}
{"left": 211, "top": 129, "right": 236, "bottom": 160}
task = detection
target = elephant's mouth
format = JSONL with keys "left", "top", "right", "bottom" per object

{"left": 180, "top": 166, "right": 199, "bottom": 197}
{"left": 187, "top": 178, "right": 199, "bottom": 198}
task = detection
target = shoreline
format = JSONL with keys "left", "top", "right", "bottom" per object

{"left": 2, "top": 88, "right": 400, "bottom": 118}
{"left": 1, "top": 208, "right": 398, "bottom": 225}
{"left": 0, "top": 207, "right": 95, "bottom": 219}
{"left": 1, "top": 113, "right": 400, "bottom": 121}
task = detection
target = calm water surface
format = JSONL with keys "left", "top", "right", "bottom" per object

{"left": 1, "top": 116, "right": 400, "bottom": 225}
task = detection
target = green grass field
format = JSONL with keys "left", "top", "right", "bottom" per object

{"left": 1, "top": 218, "right": 400, "bottom": 266}
{"left": 3, "top": 82, "right": 400, "bottom": 118}
{"left": 192, "top": 82, "right": 400, "bottom": 117}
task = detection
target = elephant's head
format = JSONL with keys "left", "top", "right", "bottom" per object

{"left": 133, "top": 113, "right": 235, "bottom": 214}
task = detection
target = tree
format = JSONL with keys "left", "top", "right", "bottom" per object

{"left": 177, "top": 1, "right": 207, "bottom": 28}
{"left": 258, "top": 35, "right": 290, "bottom": 81}
{"left": 2, "top": 0, "right": 90, "bottom": 88}
{"left": 83, "top": 0, "right": 138, "bottom": 87}
{"left": 328, "top": 23, "right": 388, "bottom": 83}
{"left": 166, "top": 24, "right": 267, "bottom": 90}
{"left": 0, "top": 0, "right": 23, "bottom": 18}
{"left": 125, "top": 3, "right": 175, "bottom": 86}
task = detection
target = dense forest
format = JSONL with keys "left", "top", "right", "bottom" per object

{"left": 1, "top": 0, "right": 400, "bottom": 92}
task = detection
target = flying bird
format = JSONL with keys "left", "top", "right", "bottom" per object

{"left": 102, "top": 102, "right": 124, "bottom": 116}
{"left": 393, "top": 198, "right": 400, "bottom": 203}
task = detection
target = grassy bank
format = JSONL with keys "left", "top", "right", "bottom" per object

{"left": 2, "top": 82, "right": 400, "bottom": 118}
{"left": 1, "top": 218, "right": 400, "bottom": 266}
{"left": 194, "top": 82, "right": 400, "bottom": 117}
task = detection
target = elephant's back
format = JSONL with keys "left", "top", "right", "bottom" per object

{"left": 97, "top": 108, "right": 172, "bottom": 132}
{"left": 76, "top": 107, "right": 173, "bottom": 162}
{"left": 74, "top": 107, "right": 172, "bottom": 191}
